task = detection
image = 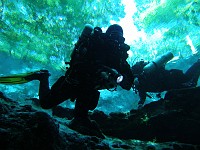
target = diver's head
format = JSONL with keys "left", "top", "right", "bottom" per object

{"left": 106, "top": 24, "right": 124, "bottom": 43}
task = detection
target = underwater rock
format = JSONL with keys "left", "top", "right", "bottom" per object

{"left": 1, "top": 89, "right": 199, "bottom": 149}
{"left": 92, "top": 87, "right": 200, "bottom": 145}
{"left": 52, "top": 105, "right": 74, "bottom": 119}
{"left": 0, "top": 102, "right": 66, "bottom": 149}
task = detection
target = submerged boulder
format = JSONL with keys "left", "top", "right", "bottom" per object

{"left": 91, "top": 87, "right": 200, "bottom": 145}
{"left": 1, "top": 87, "right": 200, "bottom": 149}
{"left": 0, "top": 102, "right": 66, "bottom": 150}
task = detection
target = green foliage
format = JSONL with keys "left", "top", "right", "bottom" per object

{"left": 21, "top": 0, "right": 60, "bottom": 9}
{"left": 140, "top": 0, "right": 200, "bottom": 29}
{"left": 2, "top": 0, "right": 198, "bottom": 70}
{"left": 130, "top": 0, "right": 200, "bottom": 60}
{"left": 1, "top": 0, "right": 125, "bottom": 70}
{"left": 141, "top": 0, "right": 187, "bottom": 29}
{"left": 175, "top": 0, "right": 200, "bottom": 26}
{"left": 164, "top": 25, "right": 188, "bottom": 38}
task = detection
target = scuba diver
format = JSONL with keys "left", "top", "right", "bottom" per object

{"left": 131, "top": 51, "right": 200, "bottom": 108}
{"left": 0, "top": 24, "right": 134, "bottom": 138}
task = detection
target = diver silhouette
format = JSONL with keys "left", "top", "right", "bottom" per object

{"left": 131, "top": 53, "right": 200, "bottom": 108}
{"left": 24, "top": 24, "right": 134, "bottom": 138}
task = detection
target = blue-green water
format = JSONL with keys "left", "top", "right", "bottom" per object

{"left": 0, "top": 0, "right": 200, "bottom": 113}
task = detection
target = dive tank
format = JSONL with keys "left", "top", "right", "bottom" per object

{"left": 80, "top": 24, "right": 93, "bottom": 38}
{"left": 143, "top": 51, "right": 174, "bottom": 74}
{"left": 70, "top": 24, "right": 93, "bottom": 59}
{"left": 74, "top": 24, "right": 93, "bottom": 49}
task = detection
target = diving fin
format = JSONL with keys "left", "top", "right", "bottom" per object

{"left": 0, "top": 70, "right": 42, "bottom": 84}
